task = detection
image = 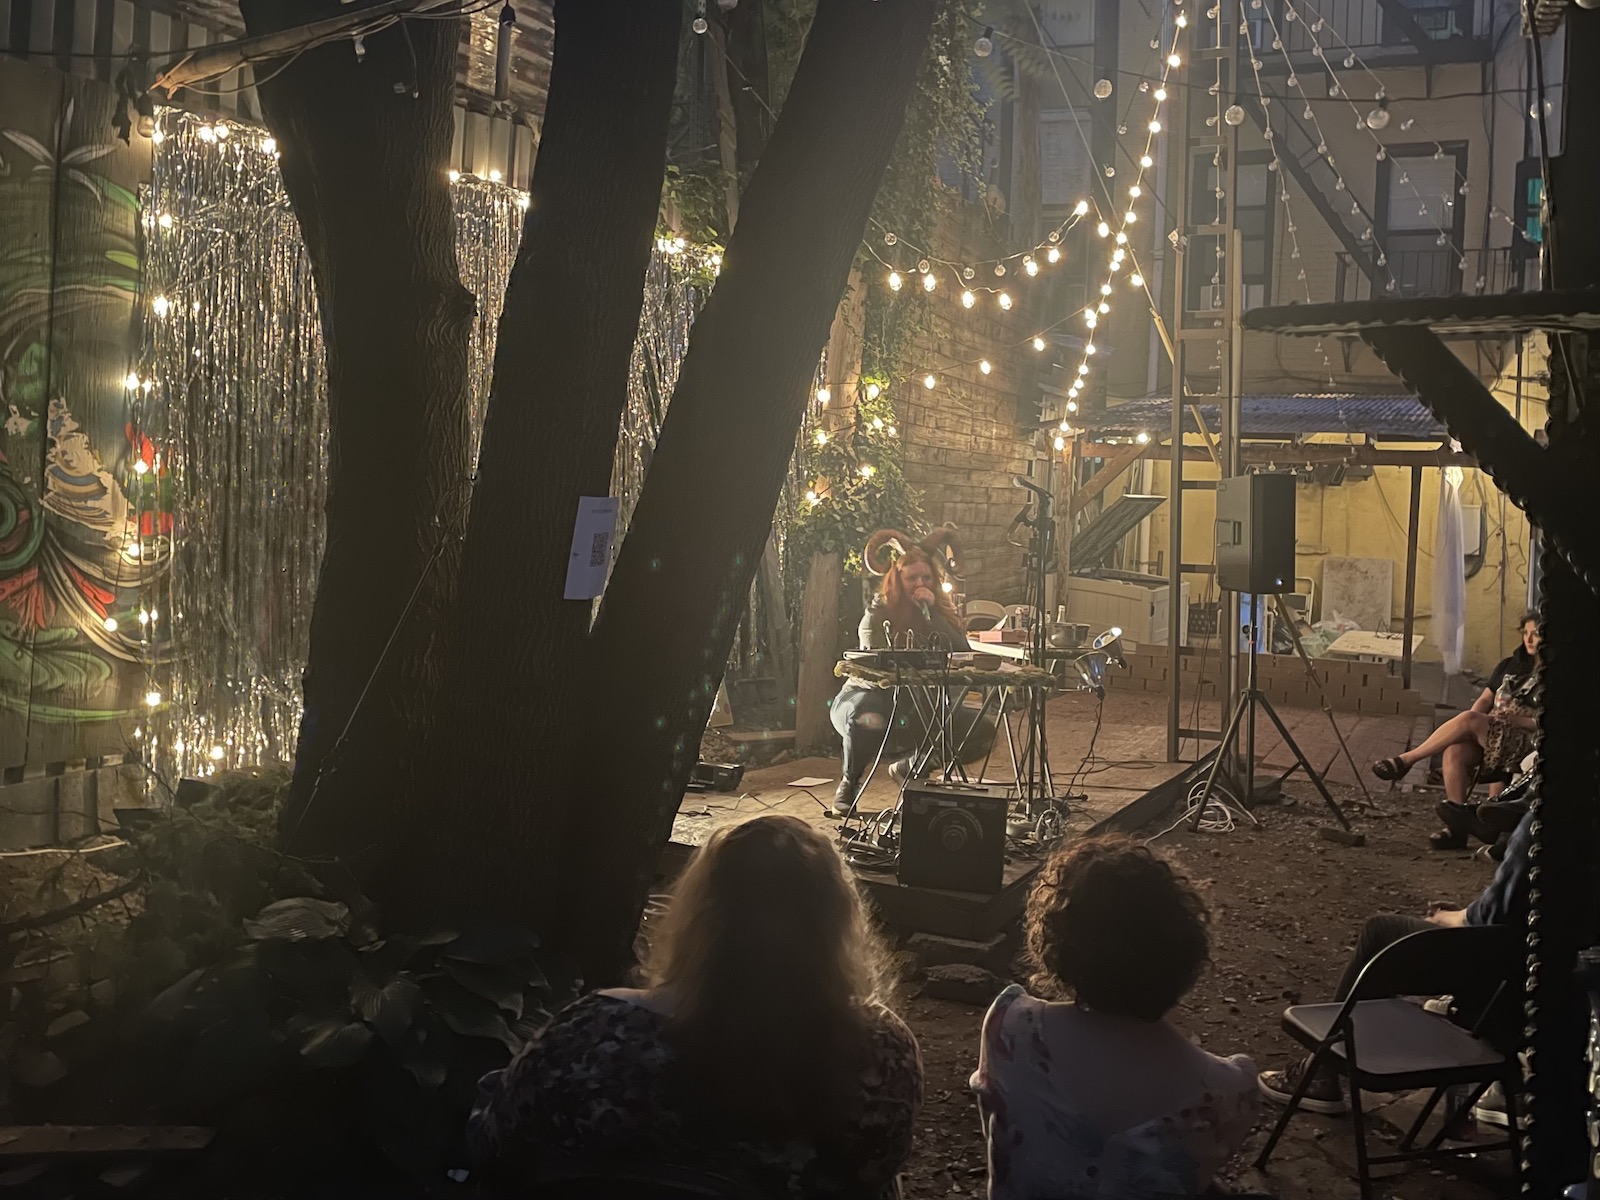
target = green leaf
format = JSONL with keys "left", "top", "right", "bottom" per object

{"left": 351, "top": 975, "right": 421, "bottom": 1045}
{"left": 443, "top": 926, "right": 539, "bottom": 967}
{"left": 244, "top": 897, "right": 350, "bottom": 942}
{"left": 443, "top": 961, "right": 526, "bottom": 1018}
{"left": 104, "top": 250, "right": 138, "bottom": 270}
{"left": 398, "top": 1037, "right": 449, "bottom": 1090}
{"left": 298, "top": 1019, "right": 376, "bottom": 1069}
{"left": 424, "top": 977, "right": 518, "bottom": 1050}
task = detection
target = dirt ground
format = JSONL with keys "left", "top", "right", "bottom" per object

{"left": 894, "top": 777, "right": 1515, "bottom": 1200}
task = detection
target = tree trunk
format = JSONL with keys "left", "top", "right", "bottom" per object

{"left": 240, "top": 1, "right": 474, "bottom": 882}
{"left": 408, "top": 0, "right": 683, "bottom": 921}
{"left": 794, "top": 551, "right": 843, "bottom": 755}
{"left": 564, "top": 0, "right": 938, "bottom": 980}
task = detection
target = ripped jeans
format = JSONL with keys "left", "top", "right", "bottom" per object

{"left": 829, "top": 683, "right": 998, "bottom": 790}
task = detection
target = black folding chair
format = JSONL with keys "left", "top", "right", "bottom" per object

{"left": 1254, "top": 925, "right": 1522, "bottom": 1200}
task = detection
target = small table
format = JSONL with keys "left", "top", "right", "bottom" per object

{"left": 1326, "top": 630, "right": 1424, "bottom": 663}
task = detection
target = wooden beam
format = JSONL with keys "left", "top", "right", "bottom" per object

{"left": 153, "top": 0, "right": 455, "bottom": 95}
{"left": 1070, "top": 440, "right": 1153, "bottom": 517}
{"left": 1167, "top": 442, "right": 1475, "bottom": 468}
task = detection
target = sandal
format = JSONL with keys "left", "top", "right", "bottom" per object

{"left": 1371, "top": 755, "right": 1412, "bottom": 782}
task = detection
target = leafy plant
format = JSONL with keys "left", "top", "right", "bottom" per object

{"left": 788, "top": 379, "right": 923, "bottom": 576}
{"left": 130, "top": 896, "right": 570, "bottom": 1176}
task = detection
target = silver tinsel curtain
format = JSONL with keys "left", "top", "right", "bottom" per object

{"left": 134, "top": 110, "right": 775, "bottom": 787}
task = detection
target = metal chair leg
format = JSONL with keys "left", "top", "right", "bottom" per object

{"left": 1399, "top": 1087, "right": 1446, "bottom": 1151}
{"left": 1346, "top": 1074, "right": 1373, "bottom": 1200}
{"left": 1254, "top": 1049, "right": 1336, "bottom": 1170}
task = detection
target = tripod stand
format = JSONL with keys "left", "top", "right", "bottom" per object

{"left": 1190, "top": 593, "right": 1352, "bottom": 832}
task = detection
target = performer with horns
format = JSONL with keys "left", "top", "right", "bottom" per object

{"left": 829, "top": 524, "right": 996, "bottom": 815}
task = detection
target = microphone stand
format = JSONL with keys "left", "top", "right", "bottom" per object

{"left": 1012, "top": 475, "right": 1057, "bottom": 806}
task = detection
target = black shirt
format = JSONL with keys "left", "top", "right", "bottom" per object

{"left": 1486, "top": 647, "right": 1536, "bottom": 696}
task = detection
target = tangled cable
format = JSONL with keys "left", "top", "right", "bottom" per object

{"left": 1147, "top": 776, "right": 1261, "bottom": 841}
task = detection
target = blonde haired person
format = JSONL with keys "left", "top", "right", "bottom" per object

{"left": 470, "top": 814, "right": 923, "bottom": 1198}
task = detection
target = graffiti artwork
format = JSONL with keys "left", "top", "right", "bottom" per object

{"left": 0, "top": 58, "right": 161, "bottom": 768}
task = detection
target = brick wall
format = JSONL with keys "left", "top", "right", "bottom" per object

{"left": 896, "top": 212, "right": 1040, "bottom": 605}
{"left": 1114, "top": 648, "right": 1428, "bottom": 718}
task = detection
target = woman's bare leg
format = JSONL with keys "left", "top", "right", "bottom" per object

{"left": 1397, "top": 710, "right": 1490, "bottom": 770}
{"left": 1440, "top": 741, "right": 1482, "bottom": 804}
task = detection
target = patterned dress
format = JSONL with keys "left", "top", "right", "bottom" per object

{"left": 971, "top": 985, "right": 1258, "bottom": 1200}
{"left": 468, "top": 992, "right": 924, "bottom": 1199}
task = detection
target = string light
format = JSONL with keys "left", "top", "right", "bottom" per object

{"left": 980, "top": 359, "right": 993, "bottom": 374}
{"left": 816, "top": 387, "right": 830, "bottom": 405}
{"left": 923, "top": 374, "right": 937, "bottom": 390}
{"left": 921, "top": 272, "right": 936, "bottom": 292}
{"left": 961, "top": 290, "right": 975, "bottom": 308}
{"left": 1033, "top": 336, "right": 1047, "bottom": 352}
{"left": 103, "top": 616, "right": 118, "bottom": 632}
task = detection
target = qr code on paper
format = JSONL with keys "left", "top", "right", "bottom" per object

{"left": 589, "top": 532, "right": 610, "bottom": 568}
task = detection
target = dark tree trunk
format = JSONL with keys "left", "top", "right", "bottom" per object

{"left": 562, "top": 0, "right": 939, "bottom": 980}
{"left": 410, "top": 0, "right": 683, "bottom": 921}
{"left": 240, "top": 1, "right": 474, "bottom": 887}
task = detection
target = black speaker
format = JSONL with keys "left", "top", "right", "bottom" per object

{"left": 1215, "top": 473, "right": 1296, "bottom": 594}
{"left": 897, "top": 781, "right": 1010, "bottom": 893}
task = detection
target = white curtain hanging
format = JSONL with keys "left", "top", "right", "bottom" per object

{"left": 1433, "top": 467, "right": 1467, "bottom": 676}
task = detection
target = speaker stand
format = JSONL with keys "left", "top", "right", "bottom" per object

{"left": 1190, "top": 595, "right": 1352, "bottom": 833}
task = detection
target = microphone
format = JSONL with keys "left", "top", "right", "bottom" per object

{"left": 1012, "top": 474, "right": 1050, "bottom": 499}
{"left": 919, "top": 601, "right": 932, "bottom": 622}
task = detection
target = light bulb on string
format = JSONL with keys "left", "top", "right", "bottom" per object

{"left": 1093, "top": 78, "right": 1114, "bottom": 99}
{"left": 922, "top": 272, "right": 936, "bottom": 292}
{"left": 151, "top": 295, "right": 170, "bottom": 318}
{"left": 859, "top": 464, "right": 875, "bottom": 478}
{"left": 1023, "top": 257, "right": 1038, "bottom": 276}
{"left": 1066, "top": 400, "right": 1079, "bottom": 413}
{"left": 866, "top": 383, "right": 881, "bottom": 400}
{"left": 1100, "top": 283, "right": 1113, "bottom": 295}
{"left": 448, "top": 169, "right": 461, "bottom": 182}
{"left": 884, "top": 231, "right": 898, "bottom": 246}
{"left": 1136, "top": 431, "right": 1151, "bottom": 445}
{"left": 124, "top": 373, "right": 140, "bottom": 391}
{"left": 1167, "top": 53, "right": 1181, "bottom": 67}
{"left": 1129, "top": 273, "right": 1145, "bottom": 287}
{"left": 1139, "top": 154, "right": 1153, "bottom": 169}
{"left": 145, "top": 690, "right": 163, "bottom": 708}
{"left": 1097, "top": 301, "right": 1110, "bottom": 314}
{"left": 1175, "top": 11, "right": 1188, "bottom": 25}
{"left": 1124, "top": 210, "right": 1137, "bottom": 223}
{"left": 1154, "top": 88, "right": 1168, "bottom": 102}
{"left": 1032, "top": 336, "right": 1047, "bottom": 352}
{"left": 1096, "top": 222, "right": 1110, "bottom": 238}
{"left": 1074, "top": 200, "right": 1090, "bottom": 217}
{"left": 917, "top": 259, "right": 930, "bottom": 273}
{"left": 1115, "top": 231, "right": 1128, "bottom": 245}
{"left": 134, "top": 459, "right": 150, "bottom": 476}
{"left": 1054, "top": 435, "right": 1067, "bottom": 451}
{"left": 974, "top": 26, "right": 994, "bottom": 56}
{"left": 923, "top": 374, "right": 937, "bottom": 390}
{"left": 1046, "top": 247, "right": 1061, "bottom": 263}
{"left": 871, "top": 416, "right": 884, "bottom": 429}
{"left": 997, "top": 292, "right": 1012, "bottom": 311}
{"left": 103, "top": 616, "right": 118, "bottom": 633}
{"left": 887, "top": 270, "right": 902, "bottom": 291}
{"left": 961, "top": 290, "right": 976, "bottom": 308}
{"left": 1224, "top": 104, "right": 1245, "bottom": 126}
{"left": 980, "top": 359, "right": 993, "bottom": 374}
{"left": 262, "top": 137, "right": 276, "bottom": 155}
{"left": 816, "top": 387, "right": 830, "bottom": 405}
{"left": 1148, "top": 119, "right": 1162, "bottom": 133}
{"left": 993, "top": 263, "right": 1006, "bottom": 277}
{"left": 816, "top": 430, "right": 828, "bottom": 445}
{"left": 1129, "top": 185, "right": 1142, "bottom": 198}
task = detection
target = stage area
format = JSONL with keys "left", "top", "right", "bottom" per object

{"left": 672, "top": 685, "right": 1419, "bottom": 937}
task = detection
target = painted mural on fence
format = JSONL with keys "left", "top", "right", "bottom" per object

{"left": 0, "top": 57, "right": 161, "bottom": 768}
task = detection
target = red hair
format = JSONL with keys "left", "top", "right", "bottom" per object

{"left": 878, "top": 548, "right": 960, "bottom": 633}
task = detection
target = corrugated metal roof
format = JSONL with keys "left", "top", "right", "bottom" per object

{"left": 1078, "top": 394, "right": 1447, "bottom": 441}
{"left": 1241, "top": 289, "right": 1600, "bottom": 338}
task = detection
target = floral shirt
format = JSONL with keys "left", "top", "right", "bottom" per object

{"left": 971, "top": 985, "right": 1257, "bottom": 1200}
{"left": 468, "top": 992, "right": 923, "bottom": 1199}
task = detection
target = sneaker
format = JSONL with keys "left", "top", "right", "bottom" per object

{"left": 832, "top": 782, "right": 860, "bottom": 817}
{"left": 1472, "top": 1081, "right": 1526, "bottom": 1129}
{"left": 1258, "top": 1058, "right": 1348, "bottom": 1115}
{"left": 889, "top": 754, "right": 935, "bottom": 784}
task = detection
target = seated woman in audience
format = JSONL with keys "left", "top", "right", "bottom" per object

{"left": 972, "top": 837, "right": 1257, "bottom": 1200}
{"left": 1370, "top": 612, "right": 1541, "bottom": 849}
{"left": 469, "top": 814, "right": 923, "bottom": 1199}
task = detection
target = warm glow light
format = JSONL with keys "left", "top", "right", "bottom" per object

{"left": 1066, "top": 400, "right": 1079, "bottom": 413}
{"left": 923, "top": 374, "right": 937, "bottom": 390}
{"left": 144, "top": 690, "right": 163, "bottom": 708}
{"left": 1046, "top": 247, "right": 1061, "bottom": 263}
{"left": 134, "top": 460, "right": 150, "bottom": 476}
{"left": 1175, "top": 13, "right": 1187, "bottom": 26}
{"left": 888, "top": 270, "right": 903, "bottom": 291}
{"left": 922, "top": 272, "right": 936, "bottom": 292}
{"left": 980, "top": 359, "right": 993, "bottom": 374}
{"left": 941, "top": 580, "right": 955, "bottom": 593}
{"left": 1130, "top": 273, "right": 1145, "bottom": 287}
{"left": 1024, "top": 258, "right": 1038, "bottom": 276}
{"left": 150, "top": 129, "right": 165, "bottom": 145}
{"left": 124, "top": 373, "right": 140, "bottom": 390}
{"left": 1167, "top": 53, "right": 1181, "bottom": 67}
{"left": 1129, "top": 185, "right": 1142, "bottom": 198}
{"left": 997, "top": 292, "right": 1012, "bottom": 310}
{"left": 1154, "top": 88, "right": 1168, "bottom": 102}
{"left": 1136, "top": 431, "right": 1151, "bottom": 444}
{"left": 210, "top": 745, "right": 226, "bottom": 761}
{"left": 872, "top": 416, "right": 884, "bottom": 429}
{"left": 1125, "top": 211, "right": 1137, "bottom": 223}
{"left": 1101, "top": 283, "right": 1113, "bottom": 296}
{"left": 1148, "top": 119, "right": 1162, "bottom": 133}
{"left": 448, "top": 169, "right": 461, "bottom": 182}
{"left": 1078, "top": 363, "right": 1090, "bottom": 375}
{"left": 138, "top": 609, "right": 150, "bottom": 625}
{"left": 816, "top": 430, "right": 828, "bottom": 445}
{"left": 488, "top": 169, "right": 503, "bottom": 183}
{"left": 1085, "top": 343, "right": 1097, "bottom": 355}
{"left": 157, "top": 212, "right": 174, "bottom": 230}
{"left": 1032, "top": 336, "right": 1047, "bottom": 351}
{"left": 1098, "top": 302, "right": 1109, "bottom": 314}
{"left": 103, "top": 616, "right": 118, "bottom": 632}
{"left": 1139, "top": 154, "right": 1154, "bottom": 169}
{"left": 1074, "top": 200, "right": 1090, "bottom": 216}
{"left": 262, "top": 137, "right": 277, "bottom": 155}
{"left": 151, "top": 295, "right": 170, "bottom": 318}
{"left": 866, "top": 383, "right": 882, "bottom": 400}
{"left": 1054, "top": 436, "right": 1066, "bottom": 450}
{"left": 816, "top": 387, "right": 831, "bottom": 404}
{"left": 859, "top": 464, "right": 875, "bottom": 478}
{"left": 1096, "top": 222, "right": 1110, "bottom": 238}
{"left": 961, "top": 290, "right": 976, "bottom": 308}
{"left": 1115, "top": 231, "right": 1128, "bottom": 245}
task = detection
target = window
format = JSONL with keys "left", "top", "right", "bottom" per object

{"left": 1184, "top": 152, "right": 1275, "bottom": 311}
{"left": 1039, "top": 110, "right": 1092, "bottom": 209}
{"left": 1376, "top": 144, "right": 1467, "bottom": 297}
{"left": 1381, "top": 0, "right": 1478, "bottom": 45}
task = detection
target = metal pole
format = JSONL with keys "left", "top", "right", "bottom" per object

{"left": 1402, "top": 465, "right": 1422, "bottom": 690}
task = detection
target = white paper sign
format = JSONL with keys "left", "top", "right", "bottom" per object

{"left": 564, "top": 496, "right": 619, "bottom": 600}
